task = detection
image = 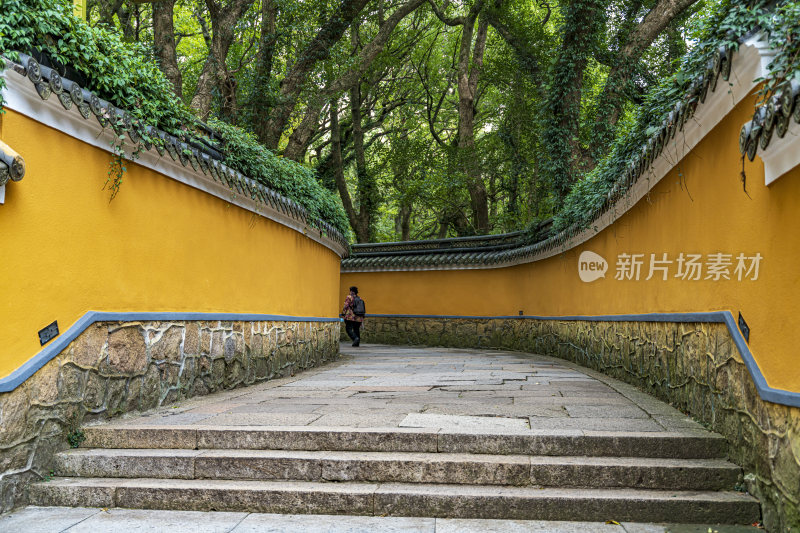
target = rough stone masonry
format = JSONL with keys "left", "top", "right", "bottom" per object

{"left": 0, "top": 319, "right": 339, "bottom": 514}
{"left": 357, "top": 316, "right": 800, "bottom": 531}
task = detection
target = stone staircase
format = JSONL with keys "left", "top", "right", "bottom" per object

{"left": 30, "top": 425, "right": 760, "bottom": 524}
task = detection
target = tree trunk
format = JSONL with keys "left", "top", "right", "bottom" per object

{"left": 152, "top": 0, "right": 182, "bottom": 97}
{"left": 220, "top": 75, "right": 238, "bottom": 123}
{"left": 455, "top": 3, "right": 490, "bottom": 234}
{"left": 590, "top": 0, "right": 701, "bottom": 155}
{"left": 283, "top": 99, "right": 326, "bottom": 161}
{"left": 94, "top": 0, "right": 134, "bottom": 39}
{"left": 397, "top": 202, "right": 412, "bottom": 241}
{"left": 437, "top": 214, "right": 449, "bottom": 239}
{"left": 330, "top": 99, "right": 366, "bottom": 241}
{"left": 252, "top": 0, "right": 279, "bottom": 142}
{"left": 483, "top": 10, "right": 543, "bottom": 87}
{"left": 543, "top": 0, "right": 606, "bottom": 205}
{"left": 351, "top": 82, "right": 377, "bottom": 241}
{"left": 189, "top": 0, "right": 256, "bottom": 120}
{"left": 259, "top": 0, "right": 424, "bottom": 149}
{"left": 258, "top": 0, "right": 372, "bottom": 148}
{"left": 284, "top": 0, "right": 423, "bottom": 160}
{"left": 508, "top": 150, "right": 520, "bottom": 219}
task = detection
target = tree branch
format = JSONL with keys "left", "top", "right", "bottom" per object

{"left": 426, "top": 0, "right": 464, "bottom": 26}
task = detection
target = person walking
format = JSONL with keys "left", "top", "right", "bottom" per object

{"left": 342, "top": 286, "right": 365, "bottom": 347}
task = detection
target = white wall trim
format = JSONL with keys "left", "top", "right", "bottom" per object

{"left": 761, "top": 120, "right": 800, "bottom": 185}
{"left": 0, "top": 67, "right": 348, "bottom": 257}
{"left": 740, "top": 33, "right": 800, "bottom": 186}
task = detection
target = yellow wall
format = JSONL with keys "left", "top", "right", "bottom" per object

{"left": 0, "top": 109, "right": 342, "bottom": 379}
{"left": 341, "top": 92, "right": 800, "bottom": 392}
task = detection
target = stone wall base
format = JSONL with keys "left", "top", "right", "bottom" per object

{"left": 359, "top": 316, "right": 799, "bottom": 531}
{"left": 0, "top": 319, "right": 339, "bottom": 514}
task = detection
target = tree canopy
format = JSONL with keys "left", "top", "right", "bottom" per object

{"left": 5, "top": 0, "right": 795, "bottom": 243}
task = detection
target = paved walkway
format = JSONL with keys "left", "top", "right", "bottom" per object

{"left": 1, "top": 344, "right": 761, "bottom": 532}
{"left": 94, "top": 344, "right": 708, "bottom": 433}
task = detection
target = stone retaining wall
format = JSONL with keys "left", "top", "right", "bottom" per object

{"left": 358, "top": 316, "right": 799, "bottom": 531}
{"left": 0, "top": 319, "right": 339, "bottom": 514}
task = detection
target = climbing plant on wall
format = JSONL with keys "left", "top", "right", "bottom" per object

{"left": 0, "top": 0, "right": 350, "bottom": 236}
{"left": 6, "top": 0, "right": 793, "bottom": 243}
{"left": 550, "top": 0, "right": 800, "bottom": 234}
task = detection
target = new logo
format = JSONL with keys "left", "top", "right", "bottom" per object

{"left": 579, "top": 251, "right": 608, "bottom": 282}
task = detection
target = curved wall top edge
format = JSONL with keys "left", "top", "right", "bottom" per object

{"left": 0, "top": 65, "right": 349, "bottom": 258}
{"left": 342, "top": 34, "right": 800, "bottom": 273}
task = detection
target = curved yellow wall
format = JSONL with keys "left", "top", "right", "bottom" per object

{"left": 341, "top": 92, "right": 800, "bottom": 392}
{"left": 0, "top": 109, "right": 341, "bottom": 379}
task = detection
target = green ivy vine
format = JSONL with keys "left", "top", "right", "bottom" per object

{"left": 0, "top": 0, "right": 350, "bottom": 236}
{"left": 550, "top": 0, "right": 798, "bottom": 234}
{"left": 756, "top": 1, "right": 800, "bottom": 107}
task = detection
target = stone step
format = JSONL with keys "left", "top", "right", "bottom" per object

{"left": 0, "top": 506, "right": 769, "bottom": 532}
{"left": 82, "top": 425, "right": 728, "bottom": 458}
{"left": 29, "top": 478, "right": 760, "bottom": 524}
{"left": 55, "top": 448, "right": 742, "bottom": 490}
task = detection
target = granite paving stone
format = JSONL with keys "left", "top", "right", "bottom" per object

{"left": 256, "top": 397, "right": 364, "bottom": 406}
{"left": 400, "top": 413, "right": 531, "bottom": 431}
{"left": 0, "top": 506, "right": 100, "bottom": 532}
{"left": 528, "top": 417, "right": 664, "bottom": 432}
{"left": 387, "top": 395, "right": 515, "bottom": 405}
{"left": 231, "top": 513, "right": 435, "bottom": 532}
{"left": 65, "top": 508, "right": 247, "bottom": 532}
{"left": 228, "top": 403, "right": 324, "bottom": 414}
{"left": 343, "top": 386, "right": 434, "bottom": 392}
{"left": 565, "top": 405, "right": 649, "bottom": 419}
{"left": 185, "top": 403, "right": 246, "bottom": 414}
{"left": 622, "top": 525, "right": 763, "bottom": 533}
{"left": 203, "top": 413, "right": 323, "bottom": 426}
{"left": 312, "top": 404, "right": 425, "bottom": 415}
{"left": 131, "top": 413, "right": 215, "bottom": 425}
{"left": 75, "top": 343, "right": 721, "bottom": 438}
{"left": 513, "top": 396, "right": 635, "bottom": 406}
{"left": 311, "top": 413, "right": 409, "bottom": 427}
{"left": 557, "top": 390, "right": 624, "bottom": 397}
{"left": 0, "top": 507, "right": 763, "bottom": 532}
{"left": 282, "top": 381, "right": 365, "bottom": 389}
{"left": 435, "top": 518, "right": 623, "bottom": 532}
{"left": 437, "top": 386, "right": 527, "bottom": 393}
{"left": 653, "top": 417, "right": 706, "bottom": 431}
{"left": 424, "top": 405, "right": 568, "bottom": 418}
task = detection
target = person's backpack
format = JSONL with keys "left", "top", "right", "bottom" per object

{"left": 352, "top": 295, "right": 366, "bottom": 317}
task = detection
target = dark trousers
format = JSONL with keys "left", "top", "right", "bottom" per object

{"left": 345, "top": 320, "right": 361, "bottom": 342}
